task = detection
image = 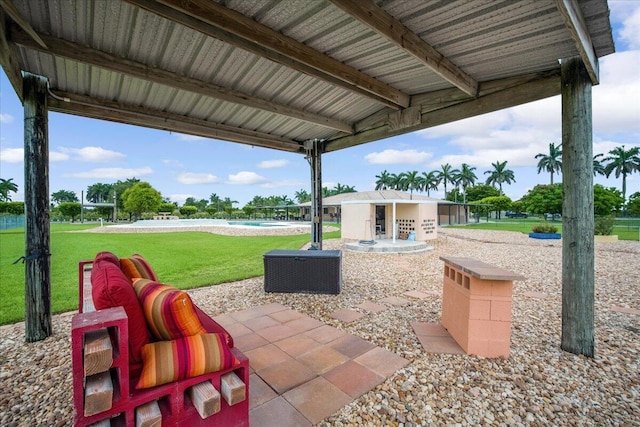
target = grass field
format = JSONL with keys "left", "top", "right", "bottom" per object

{"left": 0, "top": 224, "right": 341, "bottom": 325}
{"left": 451, "top": 217, "right": 640, "bottom": 240}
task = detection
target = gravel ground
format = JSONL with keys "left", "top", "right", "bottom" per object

{"left": 1, "top": 228, "right": 638, "bottom": 426}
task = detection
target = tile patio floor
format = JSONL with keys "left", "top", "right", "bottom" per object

{"left": 214, "top": 303, "right": 409, "bottom": 426}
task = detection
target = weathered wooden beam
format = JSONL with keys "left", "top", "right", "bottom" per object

{"left": 555, "top": 0, "right": 599, "bottom": 84}
{"left": 128, "top": 0, "right": 409, "bottom": 109}
{"left": 560, "top": 57, "right": 594, "bottom": 357}
{"left": 0, "top": 0, "right": 47, "bottom": 48}
{"left": 23, "top": 72, "right": 51, "bottom": 342}
{"left": 135, "top": 400, "right": 162, "bottom": 427}
{"left": 9, "top": 26, "right": 353, "bottom": 134}
{"left": 0, "top": 9, "right": 23, "bottom": 101}
{"left": 328, "top": 0, "right": 478, "bottom": 96}
{"left": 187, "top": 381, "right": 221, "bottom": 419}
{"left": 48, "top": 93, "right": 303, "bottom": 153}
{"left": 83, "top": 328, "right": 113, "bottom": 376}
{"left": 220, "top": 371, "right": 246, "bottom": 406}
{"left": 326, "top": 71, "right": 561, "bottom": 152}
{"left": 84, "top": 371, "right": 113, "bottom": 416}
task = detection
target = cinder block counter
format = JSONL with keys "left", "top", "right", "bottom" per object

{"left": 439, "top": 256, "right": 525, "bottom": 358}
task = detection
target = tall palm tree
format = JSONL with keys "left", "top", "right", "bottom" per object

{"left": 421, "top": 171, "right": 439, "bottom": 197}
{"left": 438, "top": 164, "right": 459, "bottom": 199}
{"left": 294, "top": 189, "right": 310, "bottom": 203}
{"left": 399, "top": 170, "right": 421, "bottom": 199}
{"left": 0, "top": 178, "right": 19, "bottom": 202}
{"left": 603, "top": 145, "right": 640, "bottom": 202}
{"left": 375, "top": 170, "right": 392, "bottom": 190}
{"left": 456, "top": 163, "right": 477, "bottom": 203}
{"left": 535, "top": 142, "right": 562, "bottom": 184}
{"left": 593, "top": 153, "right": 606, "bottom": 177}
{"left": 388, "top": 173, "right": 402, "bottom": 191}
{"left": 484, "top": 160, "right": 516, "bottom": 194}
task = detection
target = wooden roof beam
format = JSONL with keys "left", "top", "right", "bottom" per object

{"left": 48, "top": 92, "right": 303, "bottom": 153}
{"left": 127, "top": 0, "right": 409, "bottom": 109}
{"left": 10, "top": 26, "right": 352, "bottom": 134}
{"left": 555, "top": 0, "right": 599, "bottom": 84}
{"left": 0, "top": 0, "right": 46, "bottom": 49}
{"left": 0, "top": 9, "right": 23, "bottom": 101}
{"left": 329, "top": 0, "right": 478, "bottom": 97}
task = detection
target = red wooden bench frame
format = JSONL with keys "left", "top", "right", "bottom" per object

{"left": 72, "top": 260, "right": 249, "bottom": 427}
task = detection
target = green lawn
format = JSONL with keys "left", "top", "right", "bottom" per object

{"left": 0, "top": 224, "right": 341, "bottom": 325}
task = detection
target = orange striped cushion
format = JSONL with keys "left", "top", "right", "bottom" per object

{"left": 133, "top": 279, "right": 206, "bottom": 341}
{"left": 136, "top": 333, "right": 238, "bottom": 389}
{"left": 120, "top": 254, "right": 158, "bottom": 282}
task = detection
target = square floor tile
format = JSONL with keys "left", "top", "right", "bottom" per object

{"left": 417, "top": 335, "right": 465, "bottom": 354}
{"left": 285, "top": 316, "right": 325, "bottom": 333}
{"left": 230, "top": 306, "right": 267, "bottom": 322}
{"left": 250, "top": 396, "right": 311, "bottom": 427}
{"left": 283, "top": 377, "right": 352, "bottom": 425}
{"left": 259, "top": 303, "right": 290, "bottom": 315}
{"left": 212, "top": 313, "right": 235, "bottom": 326}
{"left": 255, "top": 324, "right": 299, "bottom": 342}
{"left": 329, "top": 309, "right": 365, "bottom": 323}
{"left": 304, "top": 325, "right": 347, "bottom": 344}
{"left": 234, "top": 332, "right": 269, "bottom": 352}
{"left": 243, "top": 315, "right": 281, "bottom": 332}
{"left": 323, "top": 360, "right": 385, "bottom": 398}
{"left": 224, "top": 322, "right": 253, "bottom": 338}
{"left": 355, "top": 301, "right": 387, "bottom": 313}
{"left": 403, "top": 290, "right": 431, "bottom": 300}
{"left": 297, "top": 346, "right": 349, "bottom": 375}
{"left": 329, "top": 334, "right": 376, "bottom": 359}
{"left": 410, "top": 322, "right": 450, "bottom": 337}
{"left": 610, "top": 305, "right": 640, "bottom": 315}
{"left": 524, "top": 291, "right": 549, "bottom": 299}
{"left": 269, "top": 309, "right": 305, "bottom": 323}
{"left": 245, "top": 344, "right": 294, "bottom": 372}
{"left": 257, "top": 359, "right": 317, "bottom": 394}
{"left": 274, "top": 334, "right": 322, "bottom": 358}
{"left": 379, "top": 296, "right": 410, "bottom": 306}
{"left": 249, "top": 373, "right": 277, "bottom": 409}
{"left": 354, "top": 347, "right": 409, "bottom": 378}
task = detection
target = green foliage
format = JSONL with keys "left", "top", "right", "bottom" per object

{"left": 531, "top": 223, "right": 558, "bottom": 234}
{"left": 593, "top": 184, "right": 624, "bottom": 216}
{"left": 122, "top": 182, "right": 162, "bottom": 219}
{"left": 535, "top": 142, "right": 562, "bottom": 185}
{"left": 0, "top": 178, "right": 19, "bottom": 202}
{"left": 159, "top": 202, "right": 177, "bottom": 213}
{"left": 51, "top": 189, "right": 79, "bottom": 205}
{"left": 484, "top": 160, "right": 516, "bottom": 194}
{"left": 521, "top": 184, "right": 563, "bottom": 215}
{"left": 510, "top": 200, "right": 524, "bottom": 213}
{"left": 58, "top": 202, "right": 82, "bottom": 221}
{"left": 627, "top": 192, "right": 640, "bottom": 216}
{"left": 465, "top": 184, "right": 501, "bottom": 202}
{"left": 445, "top": 188, "right": 463, "bottom": 202}
{"left": 179, "top": 205, "right": 197, "bottom": 217}
{"left": 594, "top": 215, "right": 615, "bottom": 235}
{"left": 0, "top": 201, "right": 25, "bottom": 215}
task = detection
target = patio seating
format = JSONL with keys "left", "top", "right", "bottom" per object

{"left": 71, "top": 252, "right": 249, "bottom": 427}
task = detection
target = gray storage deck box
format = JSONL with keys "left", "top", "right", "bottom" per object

{"left": 263, "top": 250, "right": 342, "bottom": 294}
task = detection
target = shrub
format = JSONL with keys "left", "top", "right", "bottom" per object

{"left": 594, "top": 215, "right": 615, "bottom": 235}
{"left": 531, "top": 224, "right": 558, "bottom": 234}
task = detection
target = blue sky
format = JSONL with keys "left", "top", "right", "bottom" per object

{"left": 1, "top": 1, "right": 639, "bottom": 207}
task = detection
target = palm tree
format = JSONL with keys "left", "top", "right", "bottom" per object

{"left": 535, "top": 142, "right": 562, "bottom": 185}
{"left": 388, "top": 173, "right": 402, "bottom": 191}
{"left": 333, "top": 183, "right": 356, "bottom": 194}
{"left": 375, "top": 170, "right": 392, "bottom": 190}
{"left": 593, "top": 153, "right": 606, "bottom": 177}
{"left": 86, "top": 182, "right": 113, "bottom": 203}
{"left": 438, "top": 164, "right": 459, "bottom": 199}
{"left": 210, "top": 193, "right": 223, "bottom": 211}
{"left": 603, "top": 145, "right": 640, "bottom": 203}
{"left": 484, "top": 160, "right": 516, "bottom": 194}
{"left": 421, "top": 171, "right": 439, "bottom": 197}
{"left": 0, "top": 178, "right": 19, "bottom": 202}
{"left": 399, "top": 170, "right": 421, "bottom": 199}
{"left": 456, "top": 163, "right": 477, "bottom": 203}
{"left": 294, "top": 189, "right": 311, "bottom": 203}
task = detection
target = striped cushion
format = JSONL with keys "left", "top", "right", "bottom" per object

{"left": 136, "top": 333, "right": 238, "bottom": 389}
{"left": 120, "top": 254, "right": 158, "bottom": 282}
{"left": 133, "top": 279, "right": 206, "bottom": 341}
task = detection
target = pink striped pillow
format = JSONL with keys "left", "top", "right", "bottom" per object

{"left": 120, "top": 254, "right": 158, "bottom": 282}
{"left": 133, "top": 279, "right": 206, "bottom": 341}
{"left": 136, "top": 333, "right": 238, "bottom": 389}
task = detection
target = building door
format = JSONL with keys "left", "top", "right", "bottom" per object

{"left": 375, "top": 205, "right": 386, "bottom": 236}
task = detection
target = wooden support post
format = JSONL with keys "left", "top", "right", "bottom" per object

{"left": 23, "top": 72, "right": 52, "bottom": 342}
{"left": 84, "top": 328, "right": 113, "bottom": 376}
{"left": 309, "top": 139, "right": 323, "bottom": 249}
{"left": 188, "top": 381, "right": 221, "bottom": 419}
{"left": 220, "top": 371, "right": 246, "bottom": 406}
{"left": 135, "top": 400, "right": 162, "bottom": 427}
{"left": 84, "top": 371, "right": 113, "bottom": 416}
{"left": 560, "top": 57, "right": 595, "bottom": 357}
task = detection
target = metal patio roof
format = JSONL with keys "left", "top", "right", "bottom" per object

{"left": 1, "top": 0, "right": 614, "bottom": 155}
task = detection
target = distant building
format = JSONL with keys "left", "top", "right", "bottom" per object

{"left": 298, "top": 190, "right": 468, "bottom": 241}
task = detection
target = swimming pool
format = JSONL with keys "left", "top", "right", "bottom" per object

{"left": 109, "top": 219, "right": 292, "bottom": 228}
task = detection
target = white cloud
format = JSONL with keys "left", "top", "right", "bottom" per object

{"left": 59, "top": 146, "right": 126, "bottom": 162}
{"left": 177, "top": 172, "right": 219, "bottom": 184}
{"left": 619, "top": 4, "right": 640, "bottom": 49}
{"left": 261, "top": 179, "right": 306, "bottom": 188}
{"left": 0, "top": 113, "right": 14, "bottom": 124}
{"left": 65, "top": 167, "right": 153, "bottom": 179}
{"left": 364, "top": 149, "right": 432, "bottom": 165}
{"left": 162, "top": 159, "right": 184, "bottom": 167}
{"left": 177, "top": 134, "right": 206, "bottom": 141}
{"left": 227, "top": 171, "right": 268, "bottom": 185}
{"left": 50, "top": 151, "right": 70, "bottom": 162}
{"left": 258, "top": 159, "right": 289, "bottom": 168}
{"left": 0, "top": 147, "right": 24, "bottom": 163}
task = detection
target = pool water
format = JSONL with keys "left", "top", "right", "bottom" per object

{"left": 112, "top": 219, "right": 291, "bottom": 228}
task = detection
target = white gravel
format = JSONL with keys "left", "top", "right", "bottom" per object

{"left": 0, "top": 228, "right": 638, "bottom": 426}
